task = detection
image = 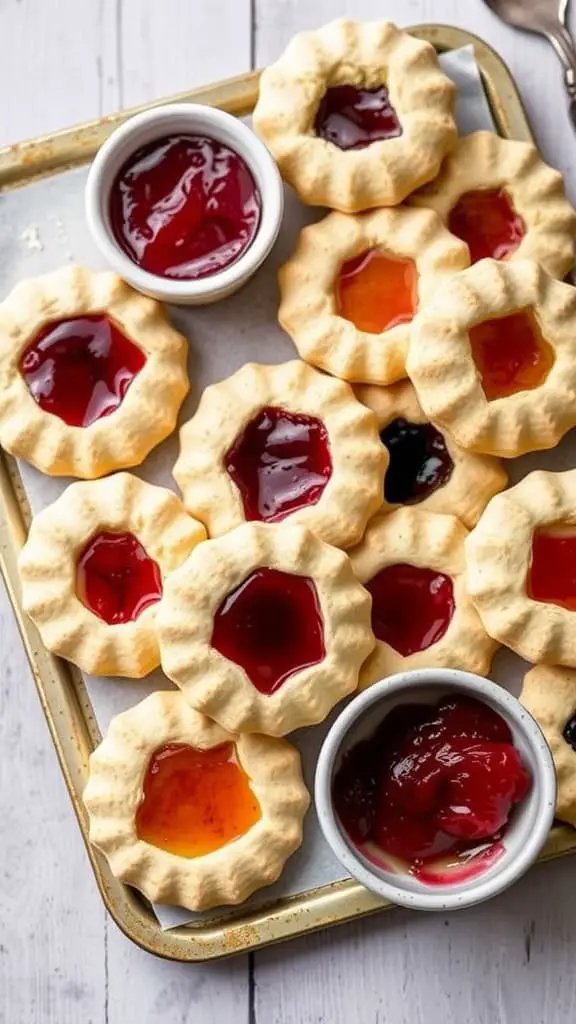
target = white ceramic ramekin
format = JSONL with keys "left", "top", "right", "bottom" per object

{"left": 85, "top": 103, "right": 284, "bottom": 305}
{"left": 315, "top": 668, "right": 556, "bottom": 912}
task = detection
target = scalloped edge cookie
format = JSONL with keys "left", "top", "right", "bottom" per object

{"left": 173, "top": 360, "right": 387, "bottom": 549}
{"left": 278, "top": 207, "right": 469, "bottom": 386}
{"left": 410, "top": 130, "right": 576, "bottom": 279}
{"left": 157, "top": 521, "right": 374, "bottom": 736}
{"left": 520, "top": 664, "right": 576, "bottom": 826}
{"left": 466, "top": 469, "right": 576, "bottom": 666}
{"left": 355, "top": 379, "right": 507, "bottom": 527}
{"left": 407, "top": 258, "right": 576, "bottom": 457}
{"left": 348, "top": 507, "right": 497, "bottom": 689}
{"left": 19, "top": 473, "right": 206, "bottom": 677}
{"left": 253, "top": 19, "right": 457, "bottom": 211}
{"left": 84, "top": 691, "right": 310, "bottom": 911}
{"left": 0, "top": 265, "right": 189, "bottom": 478}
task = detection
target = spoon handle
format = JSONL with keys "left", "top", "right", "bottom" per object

{"left": 546, "top": 22, "right": 576, "bottom": 102}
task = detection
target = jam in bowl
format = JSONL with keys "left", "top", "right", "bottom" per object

{"left": 86, "top": 104, "right": 284, "bottom": 305}
{"left": 315, "top": 669, "right": 556, "bottom": 911}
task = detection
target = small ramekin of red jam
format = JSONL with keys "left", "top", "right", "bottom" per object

{"left": 86, "top": 103, "right": 283, "bottom": 305}
{"left": 315, "top": 668, "right": 556, "bottom": 912}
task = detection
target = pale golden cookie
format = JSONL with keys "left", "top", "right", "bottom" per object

{"left": 355, "top": 380, "right": 507, "bottom": 527}
{"left": 157, "top": 521, "right": 374, "bottom": 736}
{"left": 173, "top": 360, "right": 386, "bottom": 549}
{"left": 407, "top": 259, "right": 576, "bottom": 457}
{"left": 0, "top": 265, "right": 189, "bottom": 478}
{"left": 410, "top": 131, "right": 576, "bottom": 279}
{"left": 520, "top": 665, "right": 576, "bottom": 827}
{"left": 253, "top": 19, "right": 456, "bottom": 211}
{"left": 19, "top": 473, "right": 205, "bottom": 677}
{"left": 84, "top": 691, "right": 310, "bottom": 911}
{"left": 278, "top": 207, "right": 468, "bottom": 386}
{"left": 348, "top": 507, "right": 497, "bottom": 689}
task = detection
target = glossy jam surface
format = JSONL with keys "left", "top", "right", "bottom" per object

{"left": 314, "top": 85, "right": 402, "bottom": 150}
{"left": 337, "top": 250, "right": 417, "bottom": 334}
{"left": 136, "top": 742, "right": 261, "bottom": 858}
{"left": 76, "top": 531, "right": 162, "bottom": 625}
{"left": 528, "top": 529, "right": 576, "bottom": 611}
{"left": 563, "top": 714, "right": 576, "bottom": 751}
{"left": 468, "top": 309, "right": 555, "bottom": 402}
{"left": 333, "top": 695, "right": 531, "bottom": 883}
{"left": 380, "top": 417, "right": 454, "bottom": 506}
{"left": 225, "top": 406, "right": 332, "bottom": 523}
{"left": 211, "top": 568, "right": 325, "bottom": 694}
{"left": 19, "top": 315, "right": 145, "bottom": 428}
{"left": 109, "top": 134, "right": 261, "bottom": 280}
{"left": 366, "top": 564, "right": 455, "bottom": 657}
{"left": 448, "top": 188, "right": 525, "bottom": 263}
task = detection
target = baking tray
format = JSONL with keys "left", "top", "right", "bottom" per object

{"left": 1, "top": 24, "right": 575, "bottom": 962}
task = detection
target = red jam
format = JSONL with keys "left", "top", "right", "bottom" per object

{"left": 136, "top": 742, "right": 261, "bottom": 858}
{"left": 333, "top": 695, "right": 531, "bottom": 883}
{"left": 468, "top": 309, "right": 555, "bottom": 402}
{"left": 366, "top": 564, "right": 455, "bottom": 657}
{"left": 211, "top": 568, "right": 325, "bottom": 694}
{"left": 19, "top": 315, "right": 145, "bottom": 428}
{"left": 314, "top": 85, "right": 402, "bottom": 150}
{"left": 337, "top": 250, "right": 417, "bottom": 334}
{"left": 76, "top": 531, "right": 162, "bottom": 625}
{"left": 528, "top": 529, "right": 576, "bottom": 611}
{"left": 448, "top": 188, "right": 525, "bottom": 263}
{"left": 225, "top": 406, "right": 332, "bottom": 523}
{"left": 380, "top": 418, "right": 454, "bottom": 506}
{"left": 109, "top": 134, "right": 261, "bottom": 280}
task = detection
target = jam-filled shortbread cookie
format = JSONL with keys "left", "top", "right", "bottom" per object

{"left": 84, "top": 691, "right": 310, "bottom": 911}
{"left": 466, "top": 469, "right": 576, "bottom": 666}
{"left": 520, "top": 665, "right": 576, "bottom": 826}
{"left": 355, "top": 380, "right": 507, "bottom": 527}
{"left": 19, "top": 473, "right": 206, "bottom": 677}
{"left": 278, "top": 207, "right": 469, "bottom": 386}
{"left": 0, "top": 265, "right": 189, "bottom": 477}
{"left": 407, "top": 259, "right": 576, "bottom": 457}
{"left": 348, "top": 507, "right": 497, "bottom": 689}
{"left": 410, "top": 131, "right": 576, "bottom": 279}
{"left": 173, "top": 360, "right": 386, "bottom": 549}
{"left": 157, "top": 521, "right": 374, "bottom": 735}
{"left": 253, "top": 19, "right": 457, "bottom": 211}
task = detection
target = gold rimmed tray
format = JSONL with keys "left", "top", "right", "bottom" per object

{"left": 1, "top": 24, "right": 574, "bottom": 962}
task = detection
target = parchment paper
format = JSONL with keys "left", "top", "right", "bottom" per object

{"left": 0, "top": 46, "right": 550, "bottom": 929}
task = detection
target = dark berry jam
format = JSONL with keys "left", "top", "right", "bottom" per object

{"left": 76, "top": 531, "right": 163, "bottom": 625}
{"left": 314, "top": 85, "right": 402, "bottom": 150}
{"left": 19, "top": 315, "right": 145, "bottom": 428}
{"left": 469, "top": 310, "right": 554, "bottom": 402}
{"left": 333, "top": 695, "right": 531, "bottom": 883}
{"left": 225, "top": 406, "right": 332, "bottom": 522}
{"left": 528, "top": 530, "right": 576, "bottom": 611}
{"left": 380, "top": 418, "right": 454, "bottom": 505}
{"left": 337, "top": 250, "right": 417, "bottom": 334}
{"left": 136, "top": 742, "right": 261, "bottom": 858}
{"left": 448, "top": 188, "right": 525, "bottom": 263}
{"left": 211, "top": 568, "right": 325, "bottom": 694}
{"left": 366, "top": 564, "right": 455, "bottom": 657}
{"left": 109, "top": 134, "right": 261, "bottom": 280}
{"left": 563, "top": 714, "right": 576, "bottom": 751}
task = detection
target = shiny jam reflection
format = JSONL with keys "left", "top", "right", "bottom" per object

{"left": 76, "top": 531, "right": 162, "bottom": 625}
{"left": 337, "top": 249, "right": 417, "bottom": 334}
{"left": 366, "top": 563, "right": 455, "bottom": 657}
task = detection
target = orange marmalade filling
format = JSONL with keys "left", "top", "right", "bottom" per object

{"left": 135, "top": 742, "right": 261, "bottom": 858}
{"left": 528, "top": 529, "right": 576, "bottom": 611}
{"left": 337, "top": 249, "right": 418, "bottom": 334}
{"left": 468, "top": 309, "right": 554, "bottom": 401}
{"left": 448, "top": 188, "right": 525, "bottom": 264}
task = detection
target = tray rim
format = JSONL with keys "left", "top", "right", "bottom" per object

{"left": 1, "top": 23, "right": 573, "bottom": 963}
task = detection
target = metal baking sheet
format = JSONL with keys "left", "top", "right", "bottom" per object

{"left": 1, "top": 24, "right": 575, "bottom": 961}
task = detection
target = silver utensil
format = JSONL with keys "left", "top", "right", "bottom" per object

{"left": 482, "top": 0, "right": 576, "bottom": 119}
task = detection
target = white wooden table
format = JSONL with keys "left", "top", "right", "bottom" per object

{"left": 2, "top": 1, "right": 576, "bottom": 1021}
